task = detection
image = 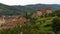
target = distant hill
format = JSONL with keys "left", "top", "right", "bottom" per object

{"left": 25, "top": 4, "right": 60, "bottom": 10}
{"left": 0, "top": 3, "right": 23, "bottom": 15}
{"left": 0, "top": 3, "right": 60, "bottom": 15}
{"left": 13, "top": 4, "right": 60, "bottom": 12}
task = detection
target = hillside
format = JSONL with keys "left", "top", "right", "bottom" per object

{"left": 0, "top": 3, "right": 60, "bottom": 15}
{"left": 25, "top": 4, "right": 60, "bottom": 10}
{"left": 0, "top": 3, "right": 25, "bottom": 15}
{"left": 13, "top": 4, "right": 60, "bottom": 12}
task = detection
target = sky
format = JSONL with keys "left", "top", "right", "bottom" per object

{"left": 0, "top": 0, "right": 60, "bottom": 6}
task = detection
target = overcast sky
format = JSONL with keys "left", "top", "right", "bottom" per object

{"left": 0, "top": 0, "right": 60, "bottom": 6}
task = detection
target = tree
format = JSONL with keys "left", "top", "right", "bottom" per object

{"left": 52, "top": 17, "right": 60, "bottom": 34}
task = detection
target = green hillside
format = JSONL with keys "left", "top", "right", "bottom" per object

{"left": 0, "top": 3, "right": 60, "bottom": 16}
{"left": 0, "top": 3, "right": 26, "bottom": 15}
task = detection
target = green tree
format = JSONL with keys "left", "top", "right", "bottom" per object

{"left": 52, "top": 17, "right": 60, "bottom": 34}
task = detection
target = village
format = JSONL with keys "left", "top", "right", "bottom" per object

{"left": 0, "top": 6, "right": 60, "bottom": 34}
{"left": 0, "top": 7, "right": 53, "bottom": 30}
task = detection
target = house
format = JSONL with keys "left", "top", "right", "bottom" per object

{"left": 17, "top": 17, "right": 27, "bottom": 24}
{"left": 37, "top": 9, "right": 43, "bottom": 16}
{"left": 32, "top": 8, "right": 46, "bottom": 18}
{"left": 36, "top": 7, "right": 52, "bottom": 17}
{"left": 46, "top": 7, "right": 52, "bottom": 14}
{"left": 0, "top": 17, "right": 5, "bottom": 25}
{"left": 4, "top": 17, "right": 13, "bottom": 23}
{"left": 37, "top": 8, "right": 46, "bottom": 16}
{"left": 31, "top": 13, "right": 37, "bottom": 18}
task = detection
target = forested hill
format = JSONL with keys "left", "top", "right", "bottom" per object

{"left": 25, "top": 4, "right": 60, "bottom": 10}
{"left": 0, "top": 3, "right": 25, "bottom": 15}
{"left": 0, "top": 3, "right": 60, "bottom": 15}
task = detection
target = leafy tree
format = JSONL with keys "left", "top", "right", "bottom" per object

{"left": 53, "top": 10, "right": 60, "bottom": 17}
{"left": 52, "top": 17, "right": 60, "bottom": 34}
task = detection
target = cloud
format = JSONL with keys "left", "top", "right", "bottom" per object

{"left": 0, "top": 0, "right": 60, "bottom": 5}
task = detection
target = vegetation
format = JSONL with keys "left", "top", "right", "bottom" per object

{"left": 0, "top": 10, "right": 60, "bottom": 34}
{"left": 52, "top": 17, "right": 60, "bottom": 34}
{"left": 0, "top": 3, "right": 60, "bottom": 34}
